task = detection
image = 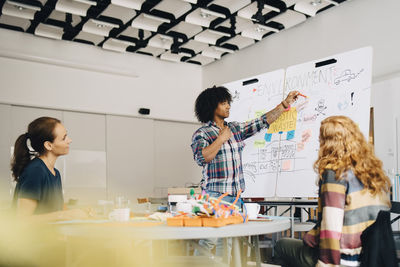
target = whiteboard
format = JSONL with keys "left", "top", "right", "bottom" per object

{"left": 225, "top": 69, "right": 285, "bottom": 197}
{"left": 225, "top": 47, "right": 372, "bottom": 197}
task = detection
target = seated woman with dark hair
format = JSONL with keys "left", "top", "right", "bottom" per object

{"left": 274, "top": 116, "right": 391, "bottom": 267}
{"left": 11, "top": 117, "right": 90, "bottom": 222}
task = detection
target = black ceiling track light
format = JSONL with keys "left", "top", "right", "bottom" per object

{"left": 0, "top": 0, "right": 346, "bottom": 65}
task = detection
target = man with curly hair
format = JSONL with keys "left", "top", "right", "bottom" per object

{"left": 190, "top": 86, "right": 299, "bottom": 259}
{"left": 191, "top": 86, "right": 299, "bottom": 197}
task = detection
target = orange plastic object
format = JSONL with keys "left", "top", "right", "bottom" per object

{"left": 167, "top": 217, "right": 184, "bottom": 226}
{"left": 167, "top": 215, "right": 246, "bottom": 227}
{"left": 183, "top": 217, "right": 202, "bottom": 227}
{"left": 216, "top": 192, "right": 229, "bottom": 204}
{"left": 229, "top": 189, "right": 242, "bottom": 209}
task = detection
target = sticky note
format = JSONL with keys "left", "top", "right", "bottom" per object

{"left": 282, "top": 160, "right": 292, "bottom": 171}
{"left": 301, "top": 129, "right": 311, "bottom": 143}
{"left": 287, "top": 130, "right": 295, "bottom": 140}
{"left": 264, "top": 133, "right": 272, "bottom": 142}
{"left": 254, "top": 140, "right": 266, "bottom": 148}
{"left": 297, "top": 142, "right": 305, "bottom": 152}
{"left": 267, "top": 107, "right": 297, "bottom": 134}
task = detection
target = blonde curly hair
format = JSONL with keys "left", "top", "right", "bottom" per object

{"left": 314, "top": 116, "right": 391, "bottom": 195}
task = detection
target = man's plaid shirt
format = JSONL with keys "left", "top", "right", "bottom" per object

{"left": 191, "top": 114, "right": 269, "bottom": 195}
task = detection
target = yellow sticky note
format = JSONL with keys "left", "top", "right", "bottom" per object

{"left": 254, "top": 140, "right": 266, "bottom": 148}
{"left": 267, "top": 107, "right": 297, "bottom": 134}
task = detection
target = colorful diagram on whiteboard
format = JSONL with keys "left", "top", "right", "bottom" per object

{"left": 265, "top": 107, "right": 297, "bottom": 142}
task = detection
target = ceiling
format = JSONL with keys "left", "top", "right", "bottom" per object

{"left": 0, "top": 0, "right": 346, "bottom": 65}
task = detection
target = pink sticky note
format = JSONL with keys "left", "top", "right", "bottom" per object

{"left": 297, "top": 142, "right": 305, "bottom": 152}
{"left": 302, "top": 129, "right": 312, "bottom": 143}
{"left": 282, "top": 160, "right": 292, "bottom": 171}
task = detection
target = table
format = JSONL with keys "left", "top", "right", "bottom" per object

{"left": 244, "top": 199, "right": 318, "bottom": 238}
{"left": 55, "top": 219, "right": 290, "bottom": 267}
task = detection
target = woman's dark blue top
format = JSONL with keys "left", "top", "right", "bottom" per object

{"left": 13, "top": 157, "right": 64, "bottom": 214}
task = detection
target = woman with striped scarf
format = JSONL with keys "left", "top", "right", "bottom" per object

{"left": 274, "top": 116, "right": 391, "bottom": 267}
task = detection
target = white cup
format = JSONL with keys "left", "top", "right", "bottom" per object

{"left": 115, "top": 196, "right": 130, "bottom": 209}
{"left": 244, "top": 203, "right": 260, "bottom": 220}
{"left": 109, "top": 208, "right": 130, "bottom": 222}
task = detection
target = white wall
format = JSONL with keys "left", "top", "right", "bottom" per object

{"left": 0, "top": 29, "right": 202, "bottom": 123}
{"left": 0, "top": 104, "right": 202, "bottom": 205}
{"left": 202, "top": 0, "right": 400, "bottom": 87}
{"left": 372, "top": 74, "right": 400, "bottom": 174}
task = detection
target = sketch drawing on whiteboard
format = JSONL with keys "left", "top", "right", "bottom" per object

{"left": 334, "top": 68, "right": 364, "bottom": 85}
{"left": 243, "top": 162, "right": 257, "bottom": 182}
{"left": 242, "top": 141, "right": 281, "bottom": 183}
{"left": 337, "top": 95, "right": 350, "bottom": 110}
{"left": 315, "top": 99, "right": 327, "bottom": 116}
{"left": 280, "top": 144, "right": 296, "bottom": 159}
{"left": 232, "top": 90, "right": 240, "bottom": 101}
{"left": 244, "top": 136, "right": 307, "bottom": 177}
{"left": 278, "top": 140, "right": 307, "bottom": 173}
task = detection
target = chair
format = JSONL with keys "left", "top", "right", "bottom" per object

{"left": 390, "top": 201, "right": 400, "bottom": 263}
{"left": 359, "top": 202, "right": 398, "bottom": 267}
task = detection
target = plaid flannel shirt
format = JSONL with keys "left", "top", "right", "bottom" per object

{"left": 191, "top": 114, "right": 269, "bottom": 195}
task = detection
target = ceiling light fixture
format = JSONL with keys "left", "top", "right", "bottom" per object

{"left": 143, "top": 14, "right": 171, "bottom": 24}
{"left": 200, "top": 11, "right": 210, "bottom": 19}
{"left": 255, "top": 26, "right": 265, "bottom": 33}
{"left": 325, "top": 0, "right": 339, "bottom": 6}
{"left": 214, "top": 47, "right": 234, "bottom": 54}
{"left": 310, "top": 0, "right": 322, "bottom": 6}
{"left": 110, "top": 38, "right": 134, "bottom": 46}
{"left": 179, "top": 52, "right": 192, "bottom": 57}
{"left": 91, "top": 19, "right": 119, "bottom": 29}
{"left": 255, "top": 24, "right": 279, "bottom": 33}
{"left": 159, "top": 35, "right": 173, "bottom": 43}
{"left": 199, "top": 8, "right": 226, "bottom": 19}
{"left": 7, "top": 0, "right": 41, "bottom": 11}
{"left": 208, "top": 29, "right": 231, "bottom": 37}
{"left": 264, "top": 4, "right": 280, "bottom": 13}
{"left": 73, "top": 0, "right": 97, "bottom": 6}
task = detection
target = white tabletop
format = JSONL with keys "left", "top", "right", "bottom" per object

{"left": 55, "top": 219, "right": 290, "bottom": 240}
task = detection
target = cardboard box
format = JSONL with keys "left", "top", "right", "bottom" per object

{"left": 183, "top": 217, "right": 202, "bottom": 227}
{"left": 167, "top": 217, "right": 184, "bottom": 226}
